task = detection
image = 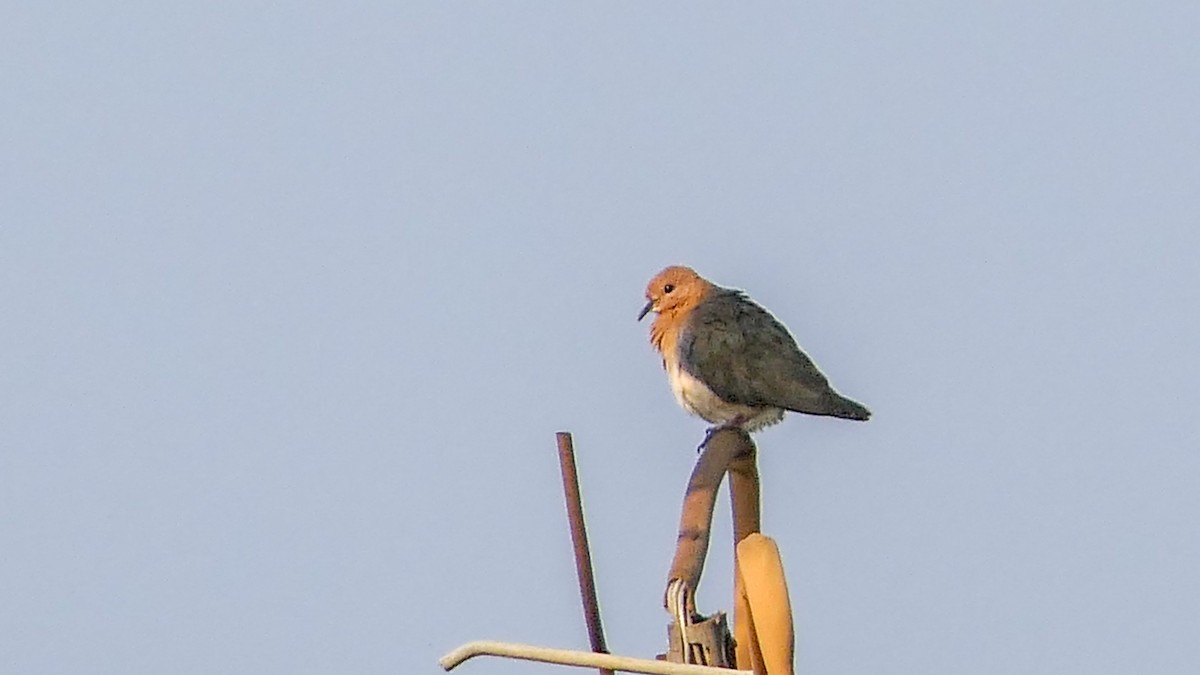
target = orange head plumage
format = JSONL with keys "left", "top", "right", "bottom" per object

{"left": 638, "top": 266, "right": 715, "bottom": 356}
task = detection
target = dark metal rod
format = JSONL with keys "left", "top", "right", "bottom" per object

{"left": 556, "top": 432, "right": 614, "bottom": 675}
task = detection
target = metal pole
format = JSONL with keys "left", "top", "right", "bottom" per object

{"left": 556, "top": 432, "right": 613, "bottom": 675}
{"left": 666, "top": 428, "right": 756, "bottom": 595}
{"left": 439, "top": 640, "right": 753, "bottom": 675}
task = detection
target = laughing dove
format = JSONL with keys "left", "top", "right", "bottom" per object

{"left": 639, "top": 266, "right": 870, "bottom": 433}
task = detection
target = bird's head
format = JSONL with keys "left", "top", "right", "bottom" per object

{"left": 638, "top": 266, "right": 710, "bottom": 321}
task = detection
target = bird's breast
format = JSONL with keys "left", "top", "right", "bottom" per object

{"left": 663, "top": 354, "right": 784, "bottom": 431}
{"left": 665, "top": 357, "right": 718, "bottom": 419}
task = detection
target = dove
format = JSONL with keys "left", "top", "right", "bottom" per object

{"left": 639, "top": 266, "right": 870, "bottom": 434}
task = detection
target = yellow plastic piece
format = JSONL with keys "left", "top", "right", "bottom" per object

{"left": 734, "top": 534, "right": 794, "bottom": 675}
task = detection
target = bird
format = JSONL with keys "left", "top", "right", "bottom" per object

{"left": 639, "top": 265, "right": 870, "bottom": 435}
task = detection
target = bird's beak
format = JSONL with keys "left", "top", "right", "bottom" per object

{"left": 637, "top": 299, "right": 654, "bottom": 321}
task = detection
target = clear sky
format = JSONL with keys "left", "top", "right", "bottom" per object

{"left": 3, "top": 3, "right": 1198, "bottom": 674}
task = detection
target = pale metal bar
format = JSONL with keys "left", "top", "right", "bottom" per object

{"left": 439, "top": 640, "right": 754, "bottom": 675}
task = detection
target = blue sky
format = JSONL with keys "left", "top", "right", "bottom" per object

{"left": 3, "top": 3, "right": 1198, "bottom": 674}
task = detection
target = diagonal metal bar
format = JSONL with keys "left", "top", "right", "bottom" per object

{"left": 665, "top": 428, "right": 758, "bottom": 598}
{"left": 556, "top": 432, "right": 613, "bottom": 675}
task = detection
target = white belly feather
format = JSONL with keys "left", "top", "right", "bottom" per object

{"left": 665, "top": 359, "right": 784, "bottom": 432}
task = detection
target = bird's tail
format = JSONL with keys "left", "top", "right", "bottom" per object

{"left": 828, "top": 394, "right": 871, "bottom": 421}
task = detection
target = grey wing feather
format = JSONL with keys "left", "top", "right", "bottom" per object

{"left": 678, "top": 290, "right": 835, "bottom": 413}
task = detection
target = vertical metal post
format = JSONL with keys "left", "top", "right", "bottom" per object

{"left": 728, "top": 438, "right": 761, "bottom": 670}
{"left": 556, "top": 432, "right": 614, "bottom": 675}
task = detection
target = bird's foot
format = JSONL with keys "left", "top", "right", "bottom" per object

{"left": 697, "top": 417, "right": 748, "bottom": 453}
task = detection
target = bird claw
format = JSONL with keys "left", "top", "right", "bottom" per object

{"left": 697, "top": 426, "right": 724, "bottom": 453}
{"left": 697, "top": 419, "right": 747, "bottom": 453}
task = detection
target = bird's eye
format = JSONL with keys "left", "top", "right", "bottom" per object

{"left": 664, "top": 284, "right": 675, "bottom": 293}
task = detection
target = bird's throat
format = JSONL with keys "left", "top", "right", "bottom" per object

{"left": 649, "top": 311, "right": 679, "bottom": 360}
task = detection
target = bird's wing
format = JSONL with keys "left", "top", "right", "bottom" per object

{"left": 678, "top": 290, "right": 834, "bottom": 412}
